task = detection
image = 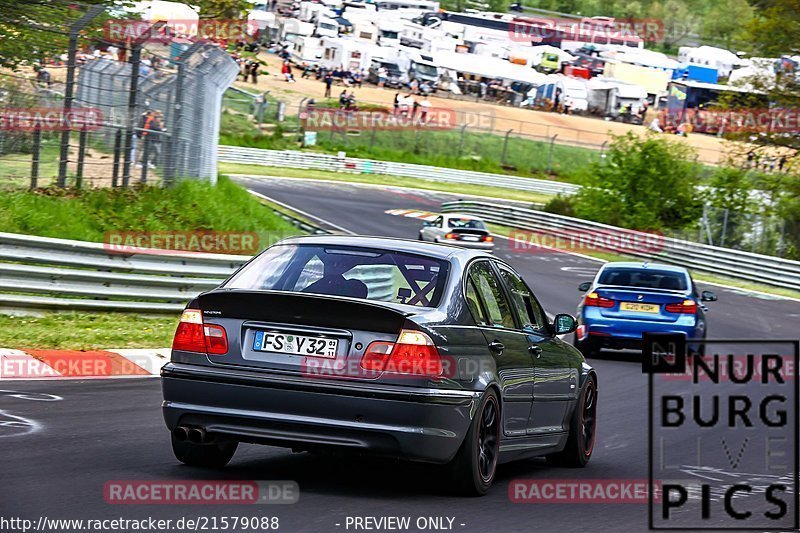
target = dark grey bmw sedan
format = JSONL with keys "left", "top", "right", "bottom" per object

{"left": 162, "top": 235, "right": 597, "bottom": 495}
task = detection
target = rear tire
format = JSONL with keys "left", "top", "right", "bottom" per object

{"left": 449, "top": 389, "right": 500, "bottom": 496}
{"left": 171, "top": 434, "right": 238, "bottom": 468}
{"left": 574, "top": 337, "right": 598, "bottom": 358}
{"left": 547, "top": 375, "right": 597, "bottom": 468}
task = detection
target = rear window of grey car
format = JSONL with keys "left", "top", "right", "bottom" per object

{"left": 598, "top": 268, "right": 688, "bottom": 291}
{"left": 225, "top": 244, "right": 449, "bottom": 307}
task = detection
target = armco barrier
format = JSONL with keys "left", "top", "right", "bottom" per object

{"left": 441, "top": 200, "right": 800, "bottom": 292}
{"left": 0, "top": 231, "right": 394, "bottom": 314}
{"left": 218, "top": 146, "right": 580, "bottom": 197}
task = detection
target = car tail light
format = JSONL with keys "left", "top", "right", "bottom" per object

{"left": 576, "top": 324, "right": 588, "bottom": 341}
{"left": 584, "top": 292, "right": 615, "bottom": 308}
{"left": 172, "top": 309, "right": 228, "bottom": 355}
{"left": 665, "top": 299, "right": 697, "bottom": 314}
{"left": 360, "top": 329, "right": 442, "bottom": 376}
{"left": 204, "top": 324, "right": 228, "bottom": 355}
{"left": 482, "top": 235, "right": 494, "bottom": 242}
{"left": 443, "top": 233, "right": 459, "bottom": 240}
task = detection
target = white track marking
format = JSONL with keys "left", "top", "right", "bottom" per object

{"left": 247, "top": 189, "right": 356, "bottom": 235}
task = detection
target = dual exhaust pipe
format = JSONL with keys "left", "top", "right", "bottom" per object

{"left": 173, "top": 425, "right": 213, "bottom": 444}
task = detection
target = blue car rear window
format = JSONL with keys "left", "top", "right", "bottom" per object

{"left": 598, "top": 268, "right": 688, "bottom": 291}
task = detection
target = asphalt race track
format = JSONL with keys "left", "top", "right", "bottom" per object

{"left": 2, "top": 176, "right": 798, "bottom": 532}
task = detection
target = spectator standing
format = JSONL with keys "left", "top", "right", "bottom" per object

{"left": 377, "top": 65, "right": 387, "bottom": 87}
{"left": 419, "top": 97, "right": 430, "bottom": 124}
{"left": 250, "top": 61, "right": 259, "bottom": 84}
{"left": 324, "top": 71, "right": 333, "bottom": 98}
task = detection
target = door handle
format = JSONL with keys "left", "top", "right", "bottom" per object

{"left": 488, "top": 341, "right": 504, "bottom": 355}
{"left": 529, "top": 344, "right": 543, "bottom": 358}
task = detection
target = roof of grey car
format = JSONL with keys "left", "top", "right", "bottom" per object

{"left": 276, "top": 234, "right": 493, "bottom": 261}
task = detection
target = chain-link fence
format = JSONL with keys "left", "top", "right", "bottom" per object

{"left": 689, "top": 205, "right": 791, "bottom": 258}
{"left": 0, "top": 7, "right": 238, "bottom": 189}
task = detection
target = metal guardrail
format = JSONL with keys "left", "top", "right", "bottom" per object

{"left": 0, "top": 211, "right": 394, "bottom": 314}
{"left": 441, "top": 200, "right": 800, "bottom": 292}
{"left": 0, "top": 232, "right": 250, "bottom": 314}
{"left": 218, "top": 146, "right": 580, "bottom": 197}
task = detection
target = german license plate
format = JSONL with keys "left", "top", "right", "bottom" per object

{"left": 253, "top": 331, "right": 338, "bottom": 358}
{"left": 619, "top": 302, "right": 659, "bottom": 313}
{"left": 461, "top": 235, "right": 480, "bottom": 241}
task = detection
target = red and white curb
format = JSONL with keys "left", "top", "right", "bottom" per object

{"left": 0, "top": 348, "right": 169, "bottom": 380}
{"left": 385, "top": 209, "right": 438, "bottom": 221}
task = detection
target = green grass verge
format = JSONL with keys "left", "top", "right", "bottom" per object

{"left": 0, "top": 312, "right": 178, "bottom": 350}
{"left": 219, "top": 126, "right": 600, "bottom": 183}
{"left": 490, "top": 224, "right": 800, "bottom": 300}
{"left": 220, "top": 162, "right": 554, "bottom": 205}
{"left": 0, "top": 175, "right": 300, "bottom": 245}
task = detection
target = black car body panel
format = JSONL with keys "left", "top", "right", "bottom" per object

{"left": 162, "top": 235, "right": 595, "bottom": 465}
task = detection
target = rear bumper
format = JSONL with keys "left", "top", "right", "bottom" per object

{"left": 437, "top": 239, "right": 495, "bottom": 251}
{"left": 579, "top": 313, "right": 703, "bottom": 351}
{"left": 161, "top": 362, "right": 478, "bottom": 464}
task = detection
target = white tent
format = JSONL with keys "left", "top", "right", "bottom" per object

{"left": 433, "top": 51, "right": 548, "bottom": 86}
{"left": 602, "top": 48, "right": 678, "bottom": 71}
{"left": 728, "top": 57, "right": 776, "bottom": 90}
{"left": 678, "top": 46, "right": 747, "bottom": 78}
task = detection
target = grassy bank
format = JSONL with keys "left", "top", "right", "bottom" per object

{"left": 0, "top": 175, "right": 299, "bottom": 244}
{"left": 220, "top": 163, "right": 555, "bottom": 205}
{"left": 0, "top": 312, "right": 179, "bottom": 350}
{"left": 219, "top": 119, "right": 599, "bottom": 184}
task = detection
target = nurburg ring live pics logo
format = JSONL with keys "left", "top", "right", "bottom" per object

{"left": 644, "top": 333, "right": 799, "bottom": 530}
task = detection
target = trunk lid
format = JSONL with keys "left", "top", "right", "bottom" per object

{"left": 195, "top": 290, "right": 415, "bottom": 378}
{"left": 593, "top": 286, "right": 690, "bottom": 322}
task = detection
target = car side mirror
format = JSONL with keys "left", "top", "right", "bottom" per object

{"left": 553, "top": 313, "right": 577, "bottom": 335}
{"left": 700, "top": 290, "right": 717, "bottom": 302}
{"left": 578, "top": 281, "right": 592, "bottom": 292}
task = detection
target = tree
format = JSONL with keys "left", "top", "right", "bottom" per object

{"left": 573, "top": 132, "right": 703, "bottom": 231}
{"left": 744, "top": 0, "right": 800, "bottom": 55}
{"left": 0, "top": 0, "right": 113, "bottom": 68}
{"left": 0, "top": 0, "right": 253, "bottom": 69}
{"left": 702, "top": 167, "right": 757, "bottom": 248}
{"left": 702, "top": 0, "right": 753, "bottom": 48}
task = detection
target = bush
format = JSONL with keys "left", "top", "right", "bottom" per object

{"left": 543, "top": 195, "right": 576, "bottom": 217}
{"left": 573, "top": 132, "right": 703, "bottom": 231}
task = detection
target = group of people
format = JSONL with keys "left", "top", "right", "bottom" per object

{"left": 338, "top": 90, "right": 358, "bottom": 110}
{"left": 231, "top": 53, "right": 261, "bottom": 84}
{"left": 393, "top": 93, "right": 432, "bottom": 123}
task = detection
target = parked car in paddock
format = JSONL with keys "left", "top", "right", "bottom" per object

{"left": 573, "top": 262, "right": 717, "bottom": 357}
{"left": 162, "top": 235, "right": 596, "bottom": 495}
{"left": 418, "top": 213, "right": 495, "bottom": 251}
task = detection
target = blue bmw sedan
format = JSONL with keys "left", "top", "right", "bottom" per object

{"left": 573, "top": 262, "right": 717, "bottom": 357}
